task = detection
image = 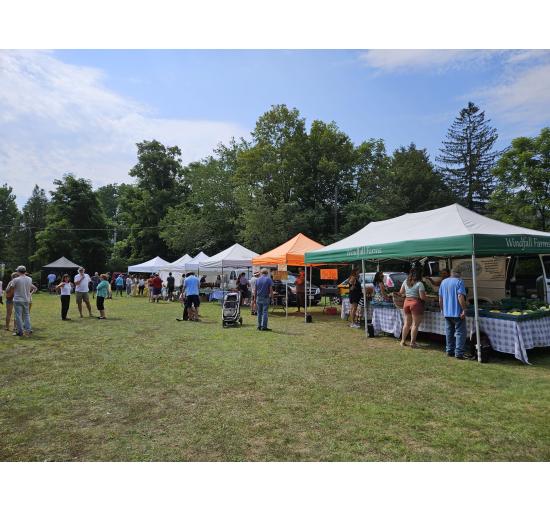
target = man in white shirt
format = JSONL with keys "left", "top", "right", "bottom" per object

{"left": 74, "top": 267, "right": 93, "bottom": 318}
{"left": 6, "top": 265, "right": 37, "bottom": 336}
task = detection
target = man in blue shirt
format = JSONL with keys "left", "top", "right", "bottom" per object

{"left": 439, "top": 269, "right": 468, "bottom": 359}
{"left": 47, "top": 272, "right": 57, "bottom": 294}
{"left": 254, "top": 268, "right": 273, "bottom": 331}
{"left": 184, "top": 272, "right": 200, "bottom": 321}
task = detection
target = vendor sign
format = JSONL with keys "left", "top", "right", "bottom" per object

{"left": 320, "top": 268, "right": 338, "bottom": 280}
{"left": 273, "top": 270, "right": 288, "bottom": 281}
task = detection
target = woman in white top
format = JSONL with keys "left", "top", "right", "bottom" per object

{"left": 56, "top": 274, "right": 73, "bottom": 320}
{"left": 398, "top": 267, "right": 427, "bottom": 348}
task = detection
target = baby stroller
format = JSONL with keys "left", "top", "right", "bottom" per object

{"left": 222, "top": 291, "right": 243, "bottom": 328}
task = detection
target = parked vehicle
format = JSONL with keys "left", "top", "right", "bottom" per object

{"left": 451, "top": 255, "right": 550, "bottom": 304}
{"left": 272, "top": 272, "right": 321, "bottom": 306}
{"left": 338, "top": 272, "right": 408, "bottom": 296}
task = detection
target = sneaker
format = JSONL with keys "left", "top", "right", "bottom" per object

{"left": 455, "top": 355, "right": 466, "bottom": 360}
{"left": 261, "top": 327, "right": 272, "bottom": 331}
{"left": 13, "top": 332, "right": 22, "bottom": 336}
{"left": 447, "top": 352, "right": 455, "bottom": 357}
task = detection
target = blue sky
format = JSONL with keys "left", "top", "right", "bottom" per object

{"left": 1, "top": 49, "right": 550, "bottom": 206}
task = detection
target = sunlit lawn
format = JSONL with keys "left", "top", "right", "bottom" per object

{"left": 0, "top": 293, "right": 549, "bottom": 461}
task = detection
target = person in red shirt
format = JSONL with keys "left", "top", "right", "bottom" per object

{"left": 151, "top": 273, "right": 163, "bottom": 303}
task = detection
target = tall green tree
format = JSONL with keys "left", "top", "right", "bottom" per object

{"left": 437, "top": 102, "right": 500, "bottom": 212}
{"left": 489, "top": 127, "right": 550, "bottom": 231}
{"left": 302, "top": 120, "right": 356, "bottom": 241}
{"left": 340, "top": 139, "right": 390, "bottom": 236}
{"left": 33, "top": 174, "right": 110, "bottom": 271}
{"left": 18, "top": 185, "right": 49, "bottom": 270}
{"left": 117, "top": 140, "right": 185, "bottom": 261}
{"left": 233, "top": 105, "right": 310, "bottom": 251}
{"left": 0, "top": 184, "right": 21, "bottom": 271}
{"left": 160, "top": 157, "right": 240, "bottom": 255}
{"left": 384, "top": 143, "right": 454, "bottom": 217}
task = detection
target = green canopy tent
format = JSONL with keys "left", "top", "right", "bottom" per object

{"left": 305, "top": 204, "right": 550, "bottom": 362}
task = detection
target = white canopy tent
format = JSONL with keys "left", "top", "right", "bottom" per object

{"left": 185, "top": 251, "right": 211, "bottom": 272}
{"left": 164, "top": 253, "right": 192, "bottom": 272}
{"left": 200, "top": 243, "right": 259, "bottom": 271}
{"left": 128, "top": 256, "right": 169, "bottom": 274}
{"left": 158, "top": 254, "right": 192, "bottom": 284}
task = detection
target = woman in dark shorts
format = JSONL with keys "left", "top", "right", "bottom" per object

{"left": 348, "top": 269, "right": 363, "bottom": 328}
{"left": 96, "top": 274, "right": 110, "bottom": 319}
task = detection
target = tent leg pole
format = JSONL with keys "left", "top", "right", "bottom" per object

{"left": 285, "top": 281, "right": 288, "bottom": 331}
{"left": 471, "top": 254, "right": 482, "bottom": 363}
{"left": 362, "top": 259, "right": 369, "bottom": 338}
{"left": 304, "top": 265, "right": 308, "bottom": 323}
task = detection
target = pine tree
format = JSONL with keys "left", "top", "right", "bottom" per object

{"left": 436, "top": 102, "right": 500, "bottom": 212}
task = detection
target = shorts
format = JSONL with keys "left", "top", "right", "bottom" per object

{"left": 239, "top": 284, "right": 248, "bottom": 295}
{"left": 152, "top": 287, "right": 162, "bottom": 296}
{"left": 349, "top": 293, "right": 362, "bottom": 305}
{"left": 76, "top": 291, "right": 90, "bottom": 304}
{"left": 96, "top": 296, "right": 105, "bottom": 311}
{"left": 403, "top": 298, "right": 424, "bottom": 315}
{"left": 185, "top": 295, "right": 200, "bottom": 309}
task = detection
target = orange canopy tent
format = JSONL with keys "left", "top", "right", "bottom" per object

{"left": 252, "top": 233, "right": 324, "bottom": 267}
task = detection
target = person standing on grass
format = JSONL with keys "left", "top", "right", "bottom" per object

{"left": 237, "top": 272, "right": 249, "bottom": 306}
{"left": 183, "top": 272, "right": 200, "bottom": 321}
{"left": 399, "top": 267, "right": 426, "bottom": 348}
{"left": 74, "top": 267, "right": 93, "bottom": 318}
{"left": 6, "top": 265, "right": 37, "bottom": 337}
{"left": 126, "top": 274, "right": 132, "bottom": 296}
{"left": 47, "top": 272, "right": 57, "bottom": 294}
{"left": 138, "top": 277, "right": 145, "bottom": 296}
{"left": 439, "top": 269, "right": 469, "bottom": 360}
{"left": 115, "top": 274, "right": 124, "bottom": 297}
{"left": 3, "top": 272, "right": 18, "bottom": 331}
{"left": 348, "top": 269, "right": 362, "bottom": 328}
{"left": 147, "top": 275, "right": 154, "bottom": 302}
{"left": 91, "top": 272, "right": 100, "bottom": 298}
{"left": 249, "top": 270, "right": 259, "bottom": 316}
{"left": 151, "top": 273, "right": 163, "bottom": 303}
{"left": 166, "top": 272, "right": 175, "bottom": 301}
{"left": 254, "top": 268, "right": 273, "bottom": 332}
{"left": 56, "top": 274, "right": 73, "bottom": 320}
{"left": 95, "top": 274, "right": 110, "bottom": 319}
{"left": 295, "top": 269, "right": 306, "bottom": 313}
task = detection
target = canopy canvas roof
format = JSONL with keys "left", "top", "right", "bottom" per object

{"left": 162, "top": 253, "right": 192, "bottom": 272}
{"left": 305, "top": 204, "right": 550, "bottom": 264}
{"left": 253, "top": 233, "right": 324, "bottom": 267}
{"left": 184, "top": 251, "right": 210, "bottom": 271}
{"left": 200, "top": 243, "right": 259, "bottom": 270}
{"left": 128, "top": 256, "right": 170, "bottom": 273}
{"left": 43, "top": 256, "right": 80, "bottom": 270}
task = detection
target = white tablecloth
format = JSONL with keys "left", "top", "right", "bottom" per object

{"left": 371, "top": 305, "right": 550, "bottom": 364}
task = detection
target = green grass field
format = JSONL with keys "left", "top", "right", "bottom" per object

{"left": 1, "top": 293, "right": 549, "bottom": 461}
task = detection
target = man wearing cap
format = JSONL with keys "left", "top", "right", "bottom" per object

{"left": 74, "top": 267, "right": 93, "bottom": 318}
{"left": 249, "top": 270, "right": 260, "bottom": 316}
{"left": 6, "top": 266, "right": 37, "bottom": 336}
{"left": 254, "top": 268, "right": 274, "bottom": 331}
{"left": 439, "top": 269, "right": 469, "bottom": 360}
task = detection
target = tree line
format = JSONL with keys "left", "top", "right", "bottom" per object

{"left": 1, "top": 102, "right": 549, "bottom": 279}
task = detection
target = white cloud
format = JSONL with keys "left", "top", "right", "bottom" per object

{"left": 358, "top": 49, "right": 498, "bottom": 73}
{"left": 0, "top": 50, "right": 248, "bottom": 205}
{"left": 470, "top": 53, "right": 550, "bottom": 132}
